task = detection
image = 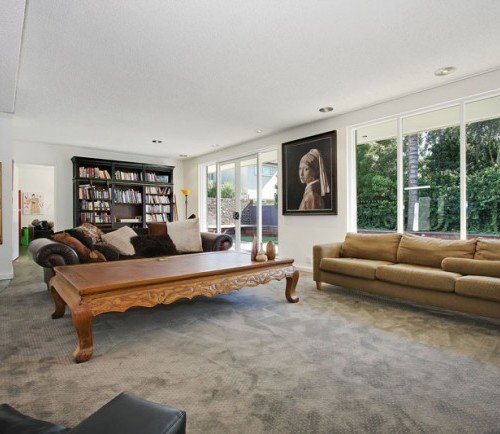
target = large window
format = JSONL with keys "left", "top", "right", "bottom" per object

{"left": 354, "top": 94, "right": 500, "bottom": 239}
{"left": 356, "top": 120, "right": 397, "bottom": 232}
{"left": 403, "top": 106, "right": 460, "bottom": 238}
{"left": 466, "top": 96, "right": 500, "bottom": 238}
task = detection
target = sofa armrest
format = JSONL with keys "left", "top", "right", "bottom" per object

{"left": 70, "top": 392, "right": 186, "bottom": 434}
{"left": 28, "top": 238, "right": 80, "bottom": 268}
{"left": 201, "top": 232, "right": 233, "bottom": 252}
{"left": 313, "top": 242, "right": 343, "bottom": 281}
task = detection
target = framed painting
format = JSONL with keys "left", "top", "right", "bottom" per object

{"left": 282, "top": 130, "right": 337, "bottom": 215}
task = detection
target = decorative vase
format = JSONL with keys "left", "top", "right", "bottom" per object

{"left": 255, "top": 248, "right": 268, "bottom": 262}
{"left": 251, "top": 235, "right": 259, "bottom": 261}
{"left": 266, "top": 240, "right": 276, "bottom": 260}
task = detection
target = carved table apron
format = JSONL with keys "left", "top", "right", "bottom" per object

{"left": 49, "top": 251, "right": 299, "bottom": 363}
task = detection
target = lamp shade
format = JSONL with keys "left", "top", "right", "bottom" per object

{"left": 181, "top": 188, "right": 191, "bottom": 196}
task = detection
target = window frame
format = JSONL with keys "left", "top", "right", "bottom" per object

{"left": 349, "top": 90, "right": 500, "bottom": 240}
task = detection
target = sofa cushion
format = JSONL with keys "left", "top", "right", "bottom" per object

{"left": 131, "top": 234, "right": 178, "bottom": 258}
{"left": 101, "top": 226, "right": 137, "bottom": 256}
{"left": 166, "top": 218, "right": 203, "bottom": 253}
{"left": 341, "top": 232, "right": 402, "bottom": 262}
{"left": 397, "top": 235, "right": 476, "bottom": 268}
{"left": 474, "top": 238, "right": 500, "bottom": 261}
{"left": 376, "top": 263, "right": 461, "bottom": 292}
{"left": 442, "top": 258, "right": 500, "bottom": 278}
{"left": 94, "top": 242, "right": 121, "bottom": 261}
{"left": 455, "top": 275, "right": 500, "bottom": 302}
{"left": 320, "top": 258, "right": 394, "bottom": 280}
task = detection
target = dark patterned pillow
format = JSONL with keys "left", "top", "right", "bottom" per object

{"left": 65, "top": 228, "right": 94, "bottom": 249}
{"left": 74, "top": 223, "right": 104, "bottom": 244}
{"left": 130, "top": 235, "right": 178, "bottom": 258}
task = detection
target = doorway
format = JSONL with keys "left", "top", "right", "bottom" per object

{"left": 204, "top": 150, "right": 278, "bottom": 252}
{"left": 12, "top": 164, "right": 55, "bottom": 260}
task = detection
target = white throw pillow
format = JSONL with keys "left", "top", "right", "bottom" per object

{"left": 167, "top": 218, "right": 203, "bottom": 253}
{"left": 101, "top": 226, "right": 137, "bottom": 256}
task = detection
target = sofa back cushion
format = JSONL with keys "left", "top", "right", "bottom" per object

{"left": 474, "top": 238, "right": 500, "bottom": 261}
{"left": 341, "top": 232, "right": 402, "bottom": 262}
{"left": 397, "top": 234, "right": 476, "bottom": 268}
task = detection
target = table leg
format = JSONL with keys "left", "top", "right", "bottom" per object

{"left": 285, "top": 269, "right": 300, "bottom": 303}
{"left": 50, "top": 287, "right": 66, "bottom": 319}
{"left": 71, "top": 305, "right": 94, "bottom": 363}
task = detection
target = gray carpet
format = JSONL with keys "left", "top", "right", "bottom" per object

{"left": 1, "top": 256, "right": 499, "bottom": 433}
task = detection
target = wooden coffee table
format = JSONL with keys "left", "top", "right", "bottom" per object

{"left": 50, "top": 251, "right": 299, "bottom": 362}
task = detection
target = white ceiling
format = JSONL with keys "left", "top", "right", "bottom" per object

{"left": 10, "top": 0, "right": 500, "bottom": 158}
{"left": 0, "top": 0, "right": 26, "bottom": 113}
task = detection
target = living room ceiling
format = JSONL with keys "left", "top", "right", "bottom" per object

{"left": 11, "top": 0, "right": 500, "bottom": 158}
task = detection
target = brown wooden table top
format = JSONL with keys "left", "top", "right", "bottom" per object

{"left": 54, "top": 251, "right": 294, "bottom": 296}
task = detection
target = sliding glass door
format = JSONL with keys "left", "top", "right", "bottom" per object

{"left": 202, "top": 149, "right": 279, "bottom": 252}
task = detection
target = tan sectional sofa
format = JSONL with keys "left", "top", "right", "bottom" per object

{"left": 313, "top": 233, "right": 500, "bottom": 319}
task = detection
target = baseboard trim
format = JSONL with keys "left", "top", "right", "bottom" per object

{"left": 295, "top": 265, "right": 312, "bottom": 273}
{"left": 0, "top": 272, "right": 14, "bottom": 281}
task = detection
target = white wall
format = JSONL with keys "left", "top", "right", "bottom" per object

{"left": 0, "top": 116, "right": 14, "bottom": 279}
{"left": 183, "top": 69, "right": 500, "bottom": 270}
{"left": 17, "top": 164, "right": 55, "bottom": 228}
{"left": 13, "top": 142, "right": 185, "bottom": 231}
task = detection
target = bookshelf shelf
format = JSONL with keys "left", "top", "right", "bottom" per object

{"left": 72, "top": 156, "right": 174, "bottom": 229}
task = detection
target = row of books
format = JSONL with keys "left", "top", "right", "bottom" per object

{"left": 145, "top": 195, "right": 169, "bottom": 204}
{"left": 80, "top": 212, "right": 111, "bottom": 224}
{"left": 79, "top": 166, "right": 111, "bottom": 179}
{"left": 146, "top": 213, "right": 170, "bottom": 222}
{"left": 113, "top": 189, "right": 142, "bottom": 204}
{"left": 78, "top": 185, "right": 111, "bottom": 200}
{"left": 145, "top": 172, "right": 170, "bottom": 183}
{"left": 145, "top": 204, "right": 170, "bottom": 213}
{"left": 115, "top": 170, "right": 143, "bottom": 181}
{"left": 144, "top": 186, "right": 171, "bottom": 195}
{"left": 80, "top": 200, "right": 111, "bottom": 211}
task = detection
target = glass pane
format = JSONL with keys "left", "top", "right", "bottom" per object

{"left": 206, "top": 165, "right": 217, "bottom": 233}
{"left": 356, "top": 119, "right": 397, "bottom": 232}
{"left": 465, "top": 96, "right": 500, "bottom": 239}
{"left": 220, "top": 163, "right": 236, "bottom": 248}
{"left": 240, "top": 158, "right": 257, "bottom": 251}
{"left": 403, "top": 107, "right": 460, "bottom": 239}
{"left": 261, "top": 150, "right": 279, "bottom": 251}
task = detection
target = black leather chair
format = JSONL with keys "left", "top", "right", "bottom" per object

{"left": 0, "top": 392, "right": 186, "bottom": 434}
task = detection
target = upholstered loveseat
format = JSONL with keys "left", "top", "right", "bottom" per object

{"left": 313, "top": 233, "right": 500, "bottom": 319}
{"left": 29, "top": 224, "right": 233, "bottom": 290}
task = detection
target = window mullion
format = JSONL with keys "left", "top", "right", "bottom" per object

{"left": 397, "top": 116, "right": 404, "bottom": 233}
{"left": 460, "top": 103, "right": 467, "bottom": 240}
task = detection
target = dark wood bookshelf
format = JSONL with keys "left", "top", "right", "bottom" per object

{"left": 72, "top": 156, "right": 174, "bottom": 229}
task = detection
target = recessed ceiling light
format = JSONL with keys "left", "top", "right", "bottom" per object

{"left": 319, "top": 106, "right": 334, "bottom": 113}
{"left": 152, "top": 139, "right": 163, "bottom": 144}
{"left": 256, "top": 129, "right": 263, "bottom": 133}
{"left": 210, "top": 144, "right": 220, "bottom": 148}
{"left": 179, "top": 154, "right": 188, "bottom": 158}
{"left": 434, "top": 66, "right": 456, "bottom": 76}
